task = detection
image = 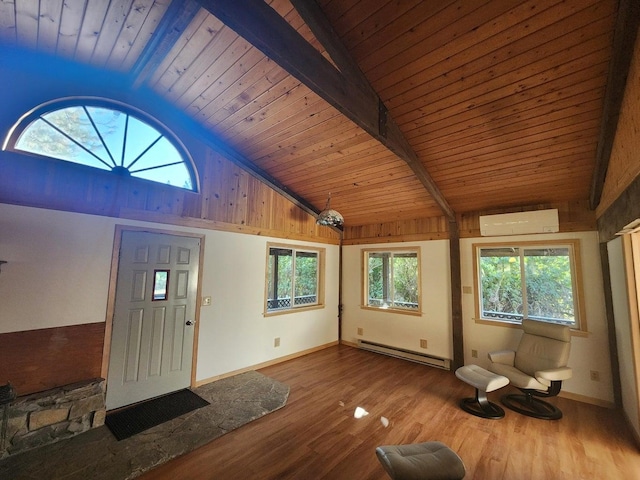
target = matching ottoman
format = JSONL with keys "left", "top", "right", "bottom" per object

{"left": 376, "top": 441, "right": 466, "bottom": 480}
{"left": 455, "top": 364, "right": 509, "bottom": 419}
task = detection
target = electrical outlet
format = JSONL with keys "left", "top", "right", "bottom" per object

{"left": 357, "top": 327, "right": 363, "bottom": 336}
{"left": 471, "top": 349, "right": 478, "bottom": 358}
{"left": 590, "top": 370, "right": 600, "bottom": 381}
{"left": 420, "top": 339, "right": 428, "bottom": 349}
{"left": 202, "top": 296, "right": 212, "bottom": 306}
{"left": 274, "top": 337, "right": 280, "bottom": 347}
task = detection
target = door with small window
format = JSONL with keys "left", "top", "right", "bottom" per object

{"left": 106, "top": 231, "right": 200, "bottom": 410}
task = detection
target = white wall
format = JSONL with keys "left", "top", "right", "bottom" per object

{"left": 607, "top": 236, "right": 640, "bottom": 438}
{"left": 342, "top": 232, "right": 614, "bottom": 404}
{"left": 341, "top": 240, "right": 453, "bottom": 360}
{"left": 461, "top": 231, "right": 613, "bottom": 404}
{"left": 0, "top": 203, "right": 340, "bottom": 382}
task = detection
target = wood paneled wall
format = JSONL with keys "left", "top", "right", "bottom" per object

{"left": 0, "top": 148, "right": 340, "bottom": 244}
{"left": 343, "top": 200, "right": 596, "bottom": 245}
{"left": 0, "top": 323, "right": 105, "bottom": 396}
{"left": 597, "top": 28, "right": 640, "bottom": 218}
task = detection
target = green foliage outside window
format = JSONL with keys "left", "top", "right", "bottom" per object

{"left": 479, "top": 246, "right": 577, "bottom": 326}
{"left": 366, "top": 250, "right": 419, "bottom": 311}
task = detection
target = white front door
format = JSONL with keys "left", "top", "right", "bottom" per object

{"left": 106, "top": 230, "right": 200, "bottom": 410}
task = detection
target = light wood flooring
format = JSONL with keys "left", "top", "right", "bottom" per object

{"left": 140, "top": 345, "right": 640, "bottom": 479}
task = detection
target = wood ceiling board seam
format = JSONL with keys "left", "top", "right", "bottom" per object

{"left": 358, "top": 0, "right": 499, "bottom": 78}
{"left": 90, "top": 0, "right": 136, "bottom": 68}
{"left": 233, "top": 101, "right": 342, "bottom": 153}
{"left": 205, "top": 75, "right": 306, "bottom": 133}
{"left": 221, "top": 90, "right": 330, "bottom": 146}
{"left": 417, "top": 118, "right": 601, "bottom": 161}
{"left": 264, "top": 141, "right": 395, "bottom": 178}
{"left": 185, "top": 54, "right": 280, "bottom": 121}
{"left": 199, "top": 63, "right": 291, "bottom": 127}
{"left": 376, "top": 0, "right": 606, "bottom": 100}
{"left": 246, "top": 114, "right": 362, "bottom": 161}
{"left": 272, "top": 153, "right": 404, "bottom": 183}
{"left": 328, "top": 0, "right": 424, "bottom": 54}
{"left": 394, "top": 46, "right": 613, "bottom": 130}
{"left": 36, "top": 0, "right": 64, "bottom": 54}
{"left": 413, "top": 94, "right": 605, "bottom": 150}
{"left": 14, "top": 0, "right": 39, "bottom": 49}
{"left": 402, "top": 74, "right": 608, "bottom": 141}
{"left": 175, "top": 36, "right": 257, "bottom": 107}
{"left": 162, "top": 26, "right": 240, "bottom": 103}
{"left": 429, "top": 144, "right": 596, "bottom": 179}
{"left": 56, "top": 0, "right": 86, "bottom": 58}
{"left": 398, "top": 60, "right": 609, "bottom": 133}
{"left": 106, "top": 0, "right": 161, "bottom": 70}
{"left": 346, "top": 0, "right": 458, "bottom": 65}
{"left": 151, "top": 19, "right": 226, "bottom": 94}
{"left": 147, "top": 10, "right": 215, "bottom": 87}
{"left": 427, "top": 140, "right": 596, "bottom": 172}
{"left": 382, "top": 4, "right": 613, "bottom": 110}
{"left": 0, "top": 0, "right": 17, "bottom": 42}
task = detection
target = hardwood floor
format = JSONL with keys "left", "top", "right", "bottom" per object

{"left": 140, "top": 345, "right": 640, "bottom": 479}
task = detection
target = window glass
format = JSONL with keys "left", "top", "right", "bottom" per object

{"left": 364, "top": 249, "right": 420, "bottom": 312}
{"left": 7, "top": 100, "right": 196, "bottom": 191}
{"left": 476, "top": 243, "right": 580, "bottom": 328}
{"left": 266, "top": 245, "right": 323, "bottom": 314}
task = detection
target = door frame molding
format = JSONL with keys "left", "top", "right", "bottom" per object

{"left": 101, "top": 224, "right": 206, "bottom": 392}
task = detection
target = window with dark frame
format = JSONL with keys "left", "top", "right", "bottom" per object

{"left": 266, "top": 245, "right": 322, "bottom": 313}
{"left": 4, "top": 99, "right": 197, "bottom": 191}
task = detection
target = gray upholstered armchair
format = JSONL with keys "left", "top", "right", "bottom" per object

{"left": 487, "top": 318, "right": 572, "bottom": 420}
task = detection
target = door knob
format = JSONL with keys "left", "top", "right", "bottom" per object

{"left": 186, "top": 320, "right": 195, "bottom": 326}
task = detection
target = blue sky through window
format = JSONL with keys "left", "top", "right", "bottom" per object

{"left": 14, "top": 103, "right": 195, "bottom": 190}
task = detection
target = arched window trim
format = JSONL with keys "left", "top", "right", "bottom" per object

{"left": 3, "top": 96, "right": 200, "bottom": 192}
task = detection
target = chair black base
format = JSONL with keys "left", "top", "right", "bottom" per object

{"left": 459, "top": 389, "right": 505, "bottom": 419}
{"left": 501, "top": 393, "right": 562, "bottom": 420}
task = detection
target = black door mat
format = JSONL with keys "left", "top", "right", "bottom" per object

{"left": 105, "top": 389, "right": 210, "bottom": 441}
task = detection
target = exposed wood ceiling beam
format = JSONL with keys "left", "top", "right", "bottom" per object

{"left": 196, "top": 0, "right": 456, "bottom": 221}
{"left": 130, "top": 0, "right": 201, "bottom": 88}
{"left": 590, "top": 0, "right": 640, "bottom": 210}
{"left": 127, "top": 1, "right": 334, "bottom": 228}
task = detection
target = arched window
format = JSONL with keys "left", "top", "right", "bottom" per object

{"left": 3, "top": 98, "right": 198, "bottom": 191}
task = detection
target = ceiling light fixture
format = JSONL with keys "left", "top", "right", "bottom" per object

{"left": 316, "top": 194, "right": 344, "bottom": 227}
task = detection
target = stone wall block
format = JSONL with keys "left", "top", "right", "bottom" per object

{"left": 93, "top": 408, "right": 106, "bottom": 427}
{"left": 67, "top": 413, "right": 92, "bottom": 434}
{"left": 2, "top": 378, "right": 105, "bottom": 458}
{"left": 28, "top": 408, "right": 69, "bottom": 431}
{"left": 69, "top": 393, "right": 105, "bottom": 419}
{"left": 6, "top": 413, "right": 27, "bottom": 439}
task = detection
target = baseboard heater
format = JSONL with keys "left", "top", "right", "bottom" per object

{"left": 357, "top": 340, "right": 451, "bottom": 370}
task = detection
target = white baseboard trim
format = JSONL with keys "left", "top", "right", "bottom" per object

{"left": 559, "top": 390, "right": 615, "bottom": 409}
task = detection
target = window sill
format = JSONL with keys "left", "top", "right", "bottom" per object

{"left": 360, "top": 305, "right": 422, "bottom": 317}
{"left": 264, "top": 304, "right": 324, "bottom": 317}
{"left": 473, "top": 317, "right": 589, "bottom": 336}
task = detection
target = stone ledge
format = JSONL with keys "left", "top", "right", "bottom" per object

{"left": 1, "top": 378, "right": 105, "bottom": 459}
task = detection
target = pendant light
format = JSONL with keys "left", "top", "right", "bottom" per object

{"left": 316, "top": 194, "right": 344, "bottom": 227}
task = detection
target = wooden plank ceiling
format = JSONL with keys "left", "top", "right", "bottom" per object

{"left": 0, "top": 0, "right": 632, "bottom": 228}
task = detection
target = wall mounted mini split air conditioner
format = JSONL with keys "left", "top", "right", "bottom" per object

{"left": 479, "top": 209, "right": 559, "bottom": 236}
